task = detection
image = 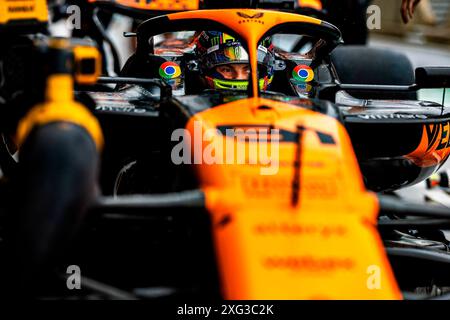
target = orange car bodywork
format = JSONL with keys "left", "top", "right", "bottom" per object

{"left": 88, "top": 0, "right": 199, "bottom": 11}
{"left": 172, "top": 9, "right": 401, "bottom": 299}
{"left": 185, "top": 97, "right": 400, "bottom": 299}
{"left": 87, "top": 0, "right": 321, "bottom": 12}
{"left": 298, "top": 0, "right": 323, "bottom": 10}
{"left": 406, "top": 121, "right": 450, "bottom": 168}
{"left": 168, "top": 10, "right": 401, "bottom": 299}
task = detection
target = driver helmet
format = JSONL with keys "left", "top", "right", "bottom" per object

{"left": 194, "top": 31, "right": 275, "bottom": 91}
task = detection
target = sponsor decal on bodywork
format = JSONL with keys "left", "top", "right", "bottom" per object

{"left": 90, "top": 92, "right": 158, "bottom": 115}
{"left": 406, "top": 121, "right": 450, "bottom": 167}
{"left": 159, "top": 61, "right": 181, "bottom": 79}
{"left": 292, "top": 64, "right": 314, "bottom": 83}
{"left": 357, "top": 114, "right": 428, "bottom": 120}
{"left": 236, "top": 12, "right": 265, "bottom": 24}
{"left": 216, "top": 125, "right": 335, "bottom": 145}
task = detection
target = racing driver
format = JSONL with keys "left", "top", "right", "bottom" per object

{"left": 193, "top": 31, "right": 276, "bottom": 91}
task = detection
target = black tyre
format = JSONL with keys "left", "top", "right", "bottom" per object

{"left": 3, "top": 122, "right": 99, "bottom": 297}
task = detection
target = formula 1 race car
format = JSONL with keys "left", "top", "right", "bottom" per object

{"left": 47, "top": 6, "right": 450, "bottom": 300}
{"left": 2, "top": 1, "right": 450, "bottom": 300}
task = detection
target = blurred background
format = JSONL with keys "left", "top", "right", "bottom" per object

{"left": 370, "top": 0, "right": 450, "bottom": 105}
{"left": 366, "top": 0, "right": 450, "bottom": 200}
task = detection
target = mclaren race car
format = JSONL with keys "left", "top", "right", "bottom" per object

{"left": 63, "top": 8, "right": 450, "bottom": 300}
{"left": 2, "top": 1, "right": 450, "bottom": 300}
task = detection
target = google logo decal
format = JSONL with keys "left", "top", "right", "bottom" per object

{"left": 292, "top": 65, "right": 314, "bottom": 82}
{"left": 159, "top": 61, "right": 181, "bottom": 79}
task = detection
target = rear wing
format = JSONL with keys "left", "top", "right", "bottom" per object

{"left": 320, "top": 67, "right": 450, "bottom": 101}
{"left": 337, "top": 67, "right": 450, "bottom": 91}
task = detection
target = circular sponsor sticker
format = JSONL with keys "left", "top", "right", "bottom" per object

{"left": 292, "top": 65, "right": 314, "bottom": 82}
{"left": 159, "top": 61, "right": 181, "bottom": 79}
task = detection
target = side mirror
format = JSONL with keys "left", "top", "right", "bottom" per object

{"left": 415, "top": 67, "right": 450, "bottom": 88}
